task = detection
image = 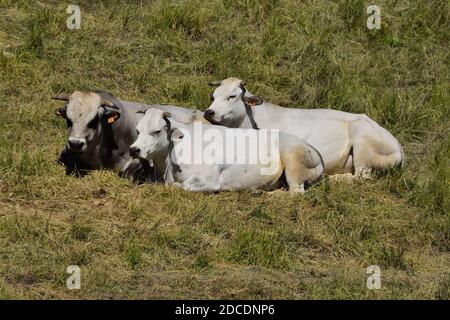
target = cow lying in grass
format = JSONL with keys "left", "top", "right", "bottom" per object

{"left": 52, "top": 90, "right": 205, "bottom": 182}
{"left": 129, "top": 108, "right": 324, "bottom": 193}
{"left": 204, "top": 78, "right": 404, "bottom": 178}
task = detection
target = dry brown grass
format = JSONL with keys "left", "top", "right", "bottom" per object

{"left": 0, "top": 0, "right": 449, "bottom": 299}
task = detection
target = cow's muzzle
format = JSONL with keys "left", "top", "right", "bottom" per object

{"left": 129, "top": 146, "right": 141, "bottom": 158}
{"left": 204, "top": 109, "right": 215, "bottom": 119}
{"left": 67, "top": 138, "right": 86, "bottom": 153}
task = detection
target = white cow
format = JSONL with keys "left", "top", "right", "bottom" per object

{"left": 129, "top": 109, "right": 324, "bottom": 193}
{"left": 204, "top": 77, "right": 404, "bottom": 177}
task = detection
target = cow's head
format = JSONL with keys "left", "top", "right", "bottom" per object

{"left": 52, "top": 91, "right": 121, "bottom": 153}
{"left": 204, "top": 77, "right": 262, "bottom": 127}
{"left": 129, "top": 109, "right": 174, "bottom": 161}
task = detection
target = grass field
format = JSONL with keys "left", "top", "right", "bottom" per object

{"left": 0, "top": 0, "right": 449, "bottom": 299}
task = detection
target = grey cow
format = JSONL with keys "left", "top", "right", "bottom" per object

{"left": 53, "top": 90, "right": 205, "bottom": 182}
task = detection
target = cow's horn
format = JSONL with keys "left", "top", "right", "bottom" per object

{"left": 162, "top": 112, "right": 172, "bottom": 132}
{"left": 208, "top": 80, "right": 222, "bottom": 87}
{"left": 100, "top": 98, "right": 119, "bottom": 110}
{"left": 51, "top": 93, "right": 71, "bottom": 101}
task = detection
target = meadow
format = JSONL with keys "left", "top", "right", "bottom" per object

{"left": 0, "top": 0, "right": 448, "bottom": 299}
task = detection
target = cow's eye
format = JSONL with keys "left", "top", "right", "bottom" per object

{"left": 66, "top": 118, "right": 73, "bottom": 127}
{"left": 87, "top": 116, "right": 99, "bottom": 129}
{"left": 228, "top": 95, "right": 236, "bottom": 100}
{"left": 152, "top": 130, "right": 161, "bottom": 136}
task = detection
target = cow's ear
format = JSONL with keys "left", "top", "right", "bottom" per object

{"left": 171, "top": 128, "right": 184, "bottom": 141}
{"left": 243, "top": 96, "right": 263, "bottom": 107}
{"left": 55, "top": 106, "right": 67, "bottom": 118}
{"left": 104, "top": 110, "right": 121, "bottom": 124}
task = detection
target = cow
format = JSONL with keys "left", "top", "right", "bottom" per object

{"left": 203, "top": 77, "right": 404, "bottom": 178}
{"left": 52, "top": 90, "right": 205, "bottom": 182}
{"left": 129, "top": 108, "right": 324, "bottom": 193}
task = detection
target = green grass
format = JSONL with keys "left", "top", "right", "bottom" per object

{"left": 0, "top": 0, "right": 449, "bottom": 299}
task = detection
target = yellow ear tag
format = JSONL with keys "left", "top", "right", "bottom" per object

{"left": 107, "top": 116, "right": 116, "bottom": 124}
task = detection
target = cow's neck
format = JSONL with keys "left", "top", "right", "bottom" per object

{"left": 146, "top": 151, "right": 178, "bottom": 185}
{"left": 244, "top": 103, "right": 260, "bottom": 130}
{"left": 159, "top": 135, "right": 184, "bottom": 184}
{"left": 239, "top": 104, "right": 263, "bottom": 130}
{"left": 99, "top": 122, "right": 119, "bottom": 168}
{"left": 240, "top": 103, "right": 280, "bottom": 130}
{"left": 79, "top": 142, "right": 103, "bottom": 169}
{"left": 149, "top": 141, "right": 179, "bottom": 183}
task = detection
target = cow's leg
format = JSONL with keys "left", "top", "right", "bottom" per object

{"left": 351, "top": 138, "right": 403, "bottom": 178}
{"left": 349, "top": 138, "right": 375, "bottom": 179}
{"left": 172, "top": 182, "right": 183, "bottom": 189}
{"left": 267, "top": 189, "right": 285, "bottom": 196}
{"left": 120, "top": 158, "right": 155, "bottom": 183}
{"left": 349, "top": 118, "right": 403, "bottom": 179}
{"left": 120, "top": 159, "right": 138, "bottom": 181}
{"left": 182, "top": 175, "right": 220, "bottom": 192}
{"left": 354, "top": 167, "right": 373, "bottom": 178}
{"left": 288, "top": 183, "right": 305, "bottom": 194}
{"left": 328, "top": 172, "right": 355, "bottom": 181}
{"left": 281, "top": 147, "right": 309, "bottom": 194}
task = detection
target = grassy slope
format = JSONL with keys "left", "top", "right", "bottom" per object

{"left": 0, "top": 0, "right": 449, "bottom": 299}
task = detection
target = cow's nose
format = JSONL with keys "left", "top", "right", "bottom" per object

{"left": 204, "top": 109, "right": 215, "bottom": 118}
{"left": 129, "top": 146, "right": 140, "bottom": 158}
{"left": 68, "top": 139, "right": 85, "bottom": 151}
